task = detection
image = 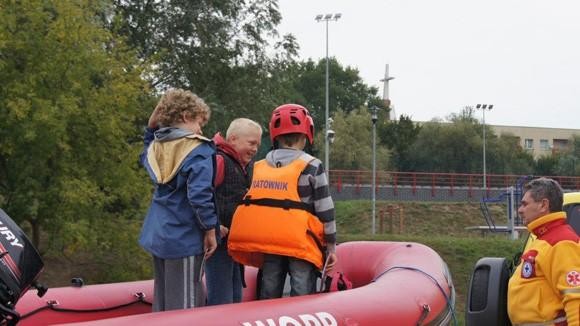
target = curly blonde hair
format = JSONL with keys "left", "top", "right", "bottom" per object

{"left": 155, "top": 89, "right": 210, "bottom": 127}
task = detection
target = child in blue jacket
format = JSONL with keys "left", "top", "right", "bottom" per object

{"left": 139, "top": 89, "right": 218, "bottom": 311}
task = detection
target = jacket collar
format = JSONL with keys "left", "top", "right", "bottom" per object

{"left": 528, "top": 211, "right": 567, "bottom": 236}
{"left": 213, "top": 133, "right": 246, "bottom": 168}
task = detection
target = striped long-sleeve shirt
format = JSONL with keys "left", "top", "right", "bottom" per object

{"left": 265, "top": 149, "right": 336, "bottom": 252}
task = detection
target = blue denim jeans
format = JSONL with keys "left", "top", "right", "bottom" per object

{"left": 204, "top": 242, "right": 242, "bottom": 305}
{"left": 259, "top": 254, "right": 317, "bottom": 299}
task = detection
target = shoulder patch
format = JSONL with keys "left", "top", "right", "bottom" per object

{"left": 520, "top": 249, "right": 538, "bottom": 279}
{"left": 566, "top": 270, "right": 580, "bottom": 286}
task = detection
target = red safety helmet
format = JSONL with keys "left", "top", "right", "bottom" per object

{"left": 269, "top": 104, "right": 314, "bottom": 144}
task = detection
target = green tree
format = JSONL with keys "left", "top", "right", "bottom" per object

{"left": 405, "top": 108, "right": 534, "bottom": 174}
{"left": 379, "top": 114, "right": 421, "bottom": 171}
{"left": 491, "top": 133, "right": 534, "bottom": 175}
{"left": 535, "top": 155, "right": 559, "bottom": 176}
{"left": 111, "top": 0, "right": 298, "bottom": 134}
{"left": 555, "top": 135, "right": 580, "bottom": 176}
{"left": 407, "top": 118, "right": 482, "bottom": 173}
{"left": 0, "top": 0, "right": 149, "bottom": 276}
{"left": 111, "top": 2, "right": 387, "bottom": 139}
{"left": 112, "top": 0, "right": 281, "bottom": 87}
{"left": 289, "top": 58, "right": 386, "bottom": 130}
{"left": 320, "top": 107, "right": 389, "bottom": 170}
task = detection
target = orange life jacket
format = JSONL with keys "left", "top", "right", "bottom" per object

{"left": 227, "top": 153, "right": 325, "bottom": 269}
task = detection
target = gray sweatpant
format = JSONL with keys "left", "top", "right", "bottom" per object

{"left": 152, "top": 255, "right": 205, "bottom": 311}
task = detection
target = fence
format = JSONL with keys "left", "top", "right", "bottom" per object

{"left": 329, "top": 170, "right": 580, "bottom": 202}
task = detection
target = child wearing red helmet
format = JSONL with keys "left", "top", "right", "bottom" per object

{"left": 228, "top": 104, "right": 337, "bottom": 298}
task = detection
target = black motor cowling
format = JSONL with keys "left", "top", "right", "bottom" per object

{"left": 0, "top": 209, "right": 45, "bottom": 325}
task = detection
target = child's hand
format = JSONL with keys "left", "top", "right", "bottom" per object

{"left": 219, "top": 225, "right": 229, "bottom": 238}
{"left": 148, "top": 105, "right": 162, "bottom": 129}
{"left": 203, "top": 229, "right": 217, "bottom": 259}
{"left": 325, "top": 252, "right": 338, "bottom": 273}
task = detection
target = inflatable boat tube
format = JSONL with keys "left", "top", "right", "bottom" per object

{"left": 16, "top": 241, "right": 455, "bottom": 325}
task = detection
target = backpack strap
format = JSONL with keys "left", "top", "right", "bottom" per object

{"left": 329, "top": 272, "right": 341, "bottom": 292}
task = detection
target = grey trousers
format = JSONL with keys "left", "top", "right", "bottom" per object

{"left": 260, "top": 254, "right": 317, "bottom": 299}
{"left": 152, "top": 255, "right": 205, "bottom": 312}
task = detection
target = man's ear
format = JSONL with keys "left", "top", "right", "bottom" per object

{"left": 227, "top": 134, "right": 238, "bottom": 143}
{"left": 541, "top": 198, "right": 551, "bottom": 213}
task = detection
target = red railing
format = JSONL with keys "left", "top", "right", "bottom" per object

{"left": 330, "top": 170, "right": 580, "bottom": 193}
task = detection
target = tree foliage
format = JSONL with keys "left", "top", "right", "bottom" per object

{"left": 553, "top": 135, "right": 580, "bottom": 176}
{"left": 0, "top": 0, "right": 150, "bottom": 264}
{"left": 491, "top": 133, "right": 534, "bottom": 175}
{"left": 320, "top": 107, "right": 389, "bottom": 171}
{"left": 110, "top": 1, "right": 387, "bottom": 145}
{"left": 286, "top": 58, "right": 386, "bottom": 131}
{"left": 379, "top": 114, "right": 421, "bottom": 171}
{"left": 404, "top": 108, "right": 535, "bottom": 174}
{"left": 111, "top": 0, "right": 299, "bottom": 134}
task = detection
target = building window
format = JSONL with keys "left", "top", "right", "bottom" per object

{"left": 540, "top": 139, "right": 549, "bottom": 150}
{"left": 524, "top": 139, "right": 534, "bottom": 149}
{"left": 553, "top": 139, "right": 569, "bottom": 150}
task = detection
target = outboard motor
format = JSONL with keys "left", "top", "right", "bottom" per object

{"left": 0, "top": 209, "right": 45, "bottom": 325}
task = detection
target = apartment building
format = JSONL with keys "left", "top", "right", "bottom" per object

{"left": 491, "top": 125, "right": 579, "bottom": 159}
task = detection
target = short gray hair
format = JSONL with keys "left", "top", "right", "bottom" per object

{"left": 226, "top": 118, "right": 262, "bottom": 140}
{"left": 523, "top": 177, "right": 563, "bottom": 212}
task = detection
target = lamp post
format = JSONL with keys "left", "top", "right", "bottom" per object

{"left": 475, "top": 104, "right": 494, "bottom": 190}
{"left": 315, "top": 13, "right": 341, "bottom": 177}
{"left": 369, "top": 106, "right": 380, "bottom": 235}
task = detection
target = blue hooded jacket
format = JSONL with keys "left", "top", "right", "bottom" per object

{"left": 139, "top": 127, "right": 218, "bottom": 259}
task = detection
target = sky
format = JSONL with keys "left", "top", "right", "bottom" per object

{"left": 277, "top": 0, "right": 580, "bottom": 129}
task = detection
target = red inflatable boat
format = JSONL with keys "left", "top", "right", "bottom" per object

{"left": 15, "top": 241, "right": 456, "bottom": 325}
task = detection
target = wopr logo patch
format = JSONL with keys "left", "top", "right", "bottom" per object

{"left": 520, "top": 250, "right": 538, "bottom": 279}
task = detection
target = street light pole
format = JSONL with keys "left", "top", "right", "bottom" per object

{"left": 315, "top": 13, "right": 341, "bottom": 177}
{"left": 370, "top": 106, "right": 379, "bottom": 235}
{"left": 475, "top": 104, "right": 494, "bottom": 190}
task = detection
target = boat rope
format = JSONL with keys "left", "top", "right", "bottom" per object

{"left": 372, "top": 266, "right": 458, "bottom": 326}
{"left": 19, "top": 292, "right": 152, "bottom": 320}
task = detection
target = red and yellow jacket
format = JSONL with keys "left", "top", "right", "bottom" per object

{"left": 227, "top": 153, "right": 325, "bottom": 269}
{"left": 508, "top": 212, "right": 580, "bottom": 326}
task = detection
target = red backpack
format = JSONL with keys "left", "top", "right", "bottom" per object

{"left": 322, "top": 272, "right": 353, "bottom": 292}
